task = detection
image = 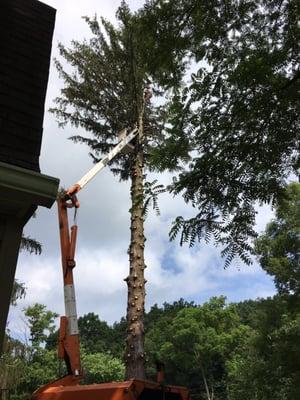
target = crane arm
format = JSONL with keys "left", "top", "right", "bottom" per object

{"left": 66, "top": 127, "right": 138, "bottom": 199}
{"left": 57, "top": 127, "right": 138, "bottom": 382}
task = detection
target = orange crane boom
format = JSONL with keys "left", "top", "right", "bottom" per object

{"left": 32, "top": 128, "right": 139, "bottom": 391}
{"left": 57, "top": 195, "right": 81, "bottom": 379}
{"left": 55, "top": 127, "right": 138, "bottom": 383}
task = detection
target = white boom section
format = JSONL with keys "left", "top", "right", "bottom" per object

{"left": 64, "top": 284, "right": 79, "bottom": 335}
{"left": 76, "top": 128, "right": 138, "bottom": 190}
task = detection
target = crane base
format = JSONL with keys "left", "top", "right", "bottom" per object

{"left": 32, "top": 378, "right": 190, "bottom": 400}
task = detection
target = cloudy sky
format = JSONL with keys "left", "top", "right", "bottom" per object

{"left": 8, "top": 0, "right": 276, "bottom": 338}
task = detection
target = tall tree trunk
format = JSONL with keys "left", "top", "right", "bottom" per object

{"left": 124, "top": 109, "right": 146, "bottom": 379}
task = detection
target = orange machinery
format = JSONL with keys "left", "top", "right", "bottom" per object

{"left": 32, "top": 378, "right": 190, "bottom": 400}
{"left": 32, "top": 128, "right": 190, "bottom": 400}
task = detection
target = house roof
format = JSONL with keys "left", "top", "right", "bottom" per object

{"left": 0, "top": 0, "right": 56, "bottom": 172}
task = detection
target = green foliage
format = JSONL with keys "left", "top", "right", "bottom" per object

{"left": 20, "top": 212, "right": 42, "bottom": 256}
{"left": 47, "top": 313, "right": 127, "bottom": 360}
{"left": 0, "top": 338, "right": 27, "bottom": 394}
{"left": 228, "top": 185, "right": 300, "bottom": 398}
{"left": 3, "top": 294, "right": 300, "bottom": 398}
{"left": 78, "top": 313, "right": 113, "bottom": 354}
{"left": 140, "top": 0, "right": 300, "bottom": 265}
{"left": 110, "top": 317, "right": 127, "bottom": 358}
{"left": 24, "top": 304, "right": 58, "bottom": 350}
{"left": 136, "top": 1, "right": 189, "bottom": 88}
{"left": 45, "top": 330, "right": 59, "bottom": 352}
{"left": 16, "top": 349, "right": 59, "bottom": 396}
{"left": 50, "top": 3, "right": 166, "bottom": 181}
{"left": 10, "top": 280, "right": 26, "bottom": 306}
{"left": 143, "top": 179, "right": 166, "bottom": 217}
{"left": 227, "top": 296, "right": 300, "bottom": 400}
{"left": 145, "top": 297, "right": 247, "bottom": 399}
{"left": 1, "top": 305, "right": 60, "bottom": 398}
{"left": 145, "top": 298, "right": 196, "bottom": 329}
{"left": 255, "top": 182, "right": 300, "bottom": 294}
{"left": 20, "top": 235, "right": 42, "bottom": 255}
{"left": 81, "top": 350, "right": 125, "bottom": 384}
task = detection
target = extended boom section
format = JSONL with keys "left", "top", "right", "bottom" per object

{"left": 57, "top": 195, "right": 81, "bottom": 379}
{"left": 67, "top": 128, "right": 138, "bottom": 198}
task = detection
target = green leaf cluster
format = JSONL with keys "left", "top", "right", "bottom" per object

{"left": 52, "top": 0, "right": 299, "bottom": 266}
{"left": 81, "top": 351, "right": 125, "bottom": 384}
{"left": 139, "top": 0, "right": 300, "bottom": 264}
{"left": 145, "top": 297, "right": 248, "bottom": 399}
{"left": 228, "top": 296, "right": 300, "bottom": 400}
{"left": 255, "top": 182, "right": 300, "bottom": 294}
{"left": 24, "top": 304, "right": 58, "bottom": 350}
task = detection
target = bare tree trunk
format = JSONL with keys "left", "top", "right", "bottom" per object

{"left": 124, "top": 109, "right": 146, "bottom": 379}
{"left": 199, "top": 358, "right": 211, "bottom": 400}
{"left": 195, "top": 351, "right": 214, "bottom": 400}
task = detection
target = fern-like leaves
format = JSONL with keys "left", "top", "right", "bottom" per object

{"left": 20, "top": 235, "right": 42, "bottom": 255}
{"left": 143, "top": 180, "right": 166, "bottom": 218}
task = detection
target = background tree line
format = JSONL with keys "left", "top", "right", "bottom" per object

{"left": 2, "top": 295, "right": 300, "bottom": 400}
